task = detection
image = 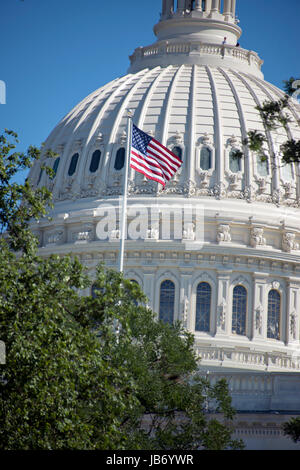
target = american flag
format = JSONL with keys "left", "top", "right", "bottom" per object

{"left": 130, "top": 124, "right": 182, "bottom": 188}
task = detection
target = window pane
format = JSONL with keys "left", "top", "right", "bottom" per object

{"left": 173, "top": 146, "right": 182, "bottom": 160}
{"left": 37, "top": 168, "right": 43, "bottom": 185}
{"left": 195, "top": 282, "right": 211, "bottom": 332}
{"left": 89, "top": 150, "right": 101, "bottom": 173}
{"left": 267, "top": 290, "right": 281, "bottom": 339}
{"left": 159, "top": 280, "right": 175, "bottom": 324}
{"left": 282, "top": 163, "right": 293, "bottom": 181}
{"left": 229, "top": 151, "right": 241, "bottom": 173}
{"left": 200, "top": 147, "right": 211, "bottom": 170}
{"left": 257, "top": 155, "right": 269, "bottom": 177}
{"left": 232, "top": 285, "right": 247, "bottom": 335}
{"left": 114, "top": 148, "right": 125, "bottom": 171}
{"left": 68, "top": 153, "right": 79, "bottom": 176}
{"left": 52, "top": 157, "right": 60, "bottom": 178}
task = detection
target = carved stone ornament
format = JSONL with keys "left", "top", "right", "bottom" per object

{"left": 183, "top": 296, "right": 189, "bottom": 325}
{"left": 226, "top": 171, "right": 242, "bottom": 190}
{"left": 283, "top": 182, "right": 294, "bottom": 199}
{"left": 227, "top": 135, "right": 239, "bottom": 148}
{"left": 95, "top": 132, "right": 104, "bottom": 145}
{"left": 272, "top": 281, "right": 280, "bottom": 290}
{"left": 72, "top": 224, "right": 93, "bottom": 243}
{"left": 282, "top": 232, "right": 299, "bottom": 253}
{"left": 255, "top": 305, "right": 263, "bottom": 334}
{"left": 254, "top": 176, "right": 267, "bottom": 194}
{"left": 46, "top": 230, "right": 64, "bottom": 245}
{"left": 250, "top": 227, "right": 266, "bottom": 248}
{"left": 217, "top": 224, "right": 231, "bottom": 243}
{"left": 290, "top": 312, "right": 297, "bottom": 339}
{"left": 201, "top": 132, "right": 212, "bottom": 145}
{"left": 182, "top": 222, "right": 195, "bottom": 241}
{"left": 217, "top": 300, "right": 227, "bottom": 329}
{"left": 119, "top": 130, "right": 127, "bottom": 145}
{"left": 173, "top": 130, "right": 183, "bottom": 145}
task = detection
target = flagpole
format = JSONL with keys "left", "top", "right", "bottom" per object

{"left": 118, "top": 110, "right": 133, "bottom": 273}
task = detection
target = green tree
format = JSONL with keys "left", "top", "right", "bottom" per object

{"left": 283, "top": 418, "right": 300, "bottom": 444}
{"left": 232, "top": 77, "right": 300, "bottom": 167}
{"left": 0, "top": 130, "right": 243, "bottom": 450}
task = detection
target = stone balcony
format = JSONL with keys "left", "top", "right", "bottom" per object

{"left": 129, "top": 42, "right": 264, "bottom": 78}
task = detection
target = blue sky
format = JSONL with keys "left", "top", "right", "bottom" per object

{"left": 0, "top": 0, "right": 299, "bottom": 159}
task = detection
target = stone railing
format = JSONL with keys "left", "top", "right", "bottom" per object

{"left": 129, "top": 42, "right": 263, "bottom": 71}
{"left": 195, "top": 346, "right": 300, "bottom": 372}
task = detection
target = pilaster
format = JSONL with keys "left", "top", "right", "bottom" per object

{"left": 215, "top": 270, "right": 232, "bottom": 336}
{"left": 252, "top": 272, "right": 268, "bottom": 341}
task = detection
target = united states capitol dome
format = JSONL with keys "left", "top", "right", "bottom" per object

{"left": 29, "top": 0, "right": 300, "bottom": 448}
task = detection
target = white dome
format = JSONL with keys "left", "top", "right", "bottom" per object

{"left": 29, "top": 2, "right": 300, "bottom": 432}
{"left": 32, "top": 63, "right": 300, "bottom": 208}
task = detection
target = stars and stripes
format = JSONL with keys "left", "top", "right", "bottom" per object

{"left": 130, "top": 124, "right": 182, "bottom": 187}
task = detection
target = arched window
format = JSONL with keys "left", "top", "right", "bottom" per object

{"left": 68, "top": 153, "right": 79, "bottom": 176}
{"left": 89, "top": 150, "right": 101, "bottom": 173}
{"left": 257, "top": 155, "right": 269, "bottom": 177}
{"left": 114, "top": 148, "right": 125, "bottom": 171}
{"left": 52, "top": 157, "right": 60, "bottom": 178}
{"left": 200, "top": 147, "right": 212, "bottom": 170}
{"left": 267, "top": 290, "right": 281, "bottom": 340}
{"left": 232, "top": 285, "right": 247, "bottom": 335}
{"left": 159, "top": 280, "right": 175, "bottom": 324}
{"left": 173, "top": 146, "right": 183, "bottom": 161}
{"left": 229, "top": 150, "right": 241, "bottom": 173}
{"left": 195, "top": 282, "right": 211, "bottom": 332}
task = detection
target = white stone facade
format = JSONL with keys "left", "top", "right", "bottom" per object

{"left": 29, "top": 0, "right": 300, "bottom": 449}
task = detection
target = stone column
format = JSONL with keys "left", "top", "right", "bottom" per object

{"left": 194, "top": 0, "right": 202, "bottom": 10}
{"left": 177, "top": 0, "right": 186, "bottom": 13}
{"left": 231, "top": 0, "right": 236, "bottom": 17}
{"left": 164, "top": 0, "right": 174, "bottom": 18}
{"left": 205, "top": 0, "right": 212, "bottom": 12}
{"left": 223, "top": 0, "right": 232, "bottom": 20}
{"left": 143, "top": 270, "right": 155, "bottom": 311}
{"left": 252, "top": 273, "right": 268, "bottom": 340}
{"left": 215, "top": 270, "right": 231, "bottom": 336}
{"left": 211, "top": 0, "right": 220, "bottom": 11}
{"left": 286, "top": 279, "right": 300, "bottom": 346}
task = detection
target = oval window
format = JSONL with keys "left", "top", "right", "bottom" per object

{"left": 52, "top": 157, "right": 60, "bottom": 178}
{"left": 68, "top": 153, "right": 79, "bottom": 176}
{"left": 114, "top": 148, "right": 125, "bottom": 171}
{"left": 89, "top": 150, "right": 101, "bottom": 173}
{"left": 173, "top": 146, "right": 182, "bottom": 161}
{"left": 200, "top": 147, "right": 212, "bottom": 170}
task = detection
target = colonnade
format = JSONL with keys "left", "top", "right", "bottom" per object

{"left": 162, "top": 0, "right": 237, "bottom": 19}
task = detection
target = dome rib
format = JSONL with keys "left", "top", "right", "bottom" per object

{"left": 52, "top": 76, "right": 128, "bottom": 197}
{"left": 230, "top": 69, "right": 280, "bottom": 196}
{"left": 205, "top": 65, "right": 224, "bottom": 190}
{"left": 187, "top": 65, "right": 197, "bottom": 184}
{"left": 218, "top": 67, "right": 251, "bottom": 191}
{"left": 160, "top": 65, "right": 185, "bottom": 147}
